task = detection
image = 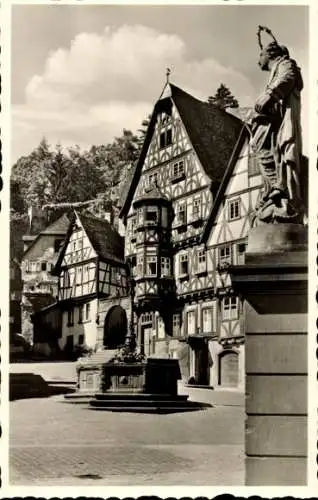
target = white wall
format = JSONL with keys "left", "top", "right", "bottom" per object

{"left": 59, "top": 298, "right": 98, "bottom": 350}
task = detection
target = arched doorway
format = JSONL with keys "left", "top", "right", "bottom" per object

{"left": 218, "top": 350, "right": 239, "bottom": 388}
{"left": 103, "top": 305, "right": 127, "bottom": 348}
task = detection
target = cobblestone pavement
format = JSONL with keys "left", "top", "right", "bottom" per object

{"left": 10, "top": 395, "right": 244, "bottom": 486}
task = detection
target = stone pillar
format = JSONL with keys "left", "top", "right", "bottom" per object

{"left": 231, "top": 224, "right": 307, "bottom": 485}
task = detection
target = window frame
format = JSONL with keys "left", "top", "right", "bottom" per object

{"left": 222, "top": 296, "right": 239, "bottom": 321}
{"left": 201, "top": 307, "right": 213, "bottom": 334}
{"left": 192, "top": 196, "right": 202, "bottom": 220}
{"left": 160, "top": 256, "right": 171, "bottom": 277}
{"left": 176, "top": 202, "right": 187, "bottom": 226}
{"left": 159, "top": 126, "right": 172, "bottom": 149}
{"left": 145, "top": 255, "right": 157, "bottom": 277}
{"left": 172, "top": 312, "right": 182, "bottom": 337}
{"left": 186, "top": 310, "right": 196, "bottom": 336}
{"left": 179, "top": 252, "right": 189, "bottom": 277}
{"left": 195, "top": 248, "right": 207, "bottom": 274}
{"left": 228, "top": 198, "right": 241, "bottom": 221}
{"left": 219, "top": 245, "right": 232, "bottom": 266}
{"left": 172, "top": 160, "right": 185, "bottom": 182}
{"left": 145, "top": 206, "right": 159, "bottom": 225}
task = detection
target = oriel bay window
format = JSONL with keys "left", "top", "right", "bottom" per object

{"left": 137, "top": 254, "right": 144, "bottom": 275}
{"left": 146, "top": 255, "right": 157, "bottom": 277}
{"left": 160, "top": 257, "right": 171, "bottom": 277}
{"left": 137, "top": 208, "right": 143, "bottom": 226}
{"left": 222, "top": 296, "right": 239, "bottom": 321}
{"left": 145, "top": 206, "right": 159, "bottom": 225}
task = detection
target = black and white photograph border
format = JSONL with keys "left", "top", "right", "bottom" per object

{"left": 0, "top": 0, "right": 318, "bottom": 496}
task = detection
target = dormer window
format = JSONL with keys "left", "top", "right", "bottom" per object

{"left": 159, "top": 127, "right": 172, "bottom": 149}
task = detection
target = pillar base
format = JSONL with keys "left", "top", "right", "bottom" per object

{"left": 231, "top": 223, "right": 308, "bottom": 485}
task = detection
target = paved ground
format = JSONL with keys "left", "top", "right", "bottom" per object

{"left": 10, "top": 362, "right": 244, "bottom": 486}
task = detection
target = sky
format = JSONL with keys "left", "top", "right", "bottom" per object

{"left": 11, "top": 5, "right": 309, "bottom": 164}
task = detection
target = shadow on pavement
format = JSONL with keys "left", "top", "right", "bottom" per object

{"left": 10, "top": 373, "right": 76, "bottom": 401}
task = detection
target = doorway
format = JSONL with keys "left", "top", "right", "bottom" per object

{"left": 103, "top": 305, "right": 127, "bottom": 348}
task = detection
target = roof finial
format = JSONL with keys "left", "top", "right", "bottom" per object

{"left": 166, "top": 67, "right": 171, "bottom": 84}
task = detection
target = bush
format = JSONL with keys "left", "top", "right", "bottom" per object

{"left": 72, "top": 343, "right": 93, "bottom": 360}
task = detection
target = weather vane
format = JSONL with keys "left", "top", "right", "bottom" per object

{"left": 166, "top": 67, "right": 171, "bottom": 84}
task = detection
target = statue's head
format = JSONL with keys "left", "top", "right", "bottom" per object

{"left": 258, "top": 42, "right": 285, "bottom": 71}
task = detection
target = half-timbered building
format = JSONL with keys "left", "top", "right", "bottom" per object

{"left": 119, "top": 82, "right": 262, "bottom": 388}
{"left": 20, "top": 212, "right": 70, "bottom": 343}
{"left": 52, "top": 211, "right": 129, "bottom": 352}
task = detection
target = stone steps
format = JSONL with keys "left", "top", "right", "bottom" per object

{"left": 89, "top": 392, "right": 209, "bottom": 413}
{"left": 89, "top": 405, "right": 203, "bottom": 414}
{"left": 94, "top": 392, "right": 189, "bottom": 401}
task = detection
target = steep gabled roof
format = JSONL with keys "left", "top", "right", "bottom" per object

{"left": 22, "top": 213, "right": 70, "bottom": 259}
{"left": 120, "top": 83, "right": 242, "bottom": 218}
{"left": 53, "top": 211, "right": 125, "bottom": 274}
{"left": 201, "top": 125, "right": 248, "bottom": 243}
{"left": 78, "top": 212, "right": 125, "bottom": 264}
{"left": 41, "top": 213, "right": 70, "bottom": 235}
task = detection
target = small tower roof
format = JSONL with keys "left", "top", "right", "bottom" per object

{"left": 133, "top": 184, "right": 170, "bottom": 207}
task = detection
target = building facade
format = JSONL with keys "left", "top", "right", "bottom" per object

{"left": 52, "top": 211, "right": 129, "bottom": 354}
{"left": 10, "top": 258, "right": 22, "bottom": 339}
{"left": 20, "top": 213, "right": 69, "bottom": 343}
{"left": 119, "top": 83, "right": 262, "bottom": 389}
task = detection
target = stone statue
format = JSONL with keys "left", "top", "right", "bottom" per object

{"left": 250, "top": 26, "right": 304, "bottom": 224}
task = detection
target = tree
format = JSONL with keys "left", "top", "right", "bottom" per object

{"left": 137, "top": 114, "right": 152, "bottom": 150}
{"left": 208, "top": 84, "right": 239, "bottom": 110}
{"left": 10, "top": 139, "right": 105, "bottom": 211}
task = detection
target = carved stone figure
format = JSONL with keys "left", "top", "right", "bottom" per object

{"left": 250, "top": 26, "right": 304, "bottom": 224}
